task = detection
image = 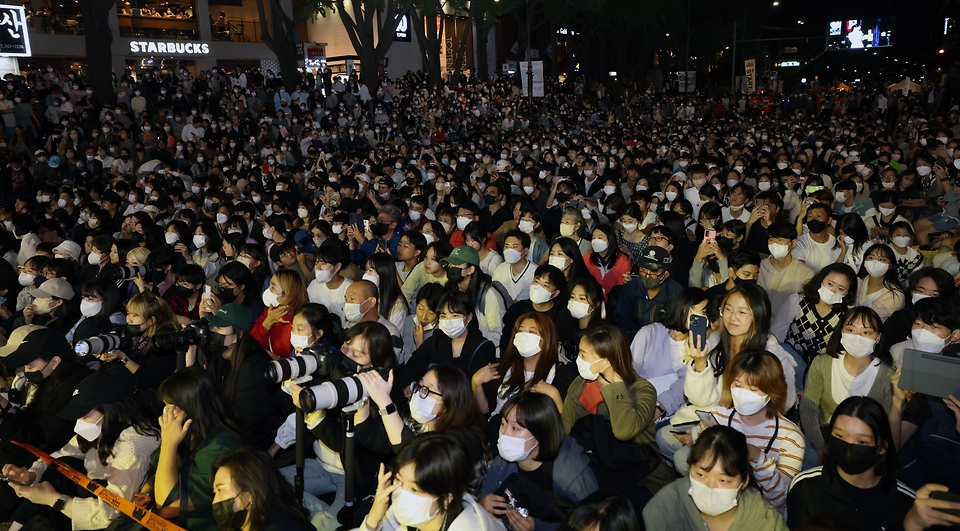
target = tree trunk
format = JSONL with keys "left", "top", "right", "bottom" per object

{"left": 81, "top": 0, "right": 115, "bottom": 104}
{"left": 477, "top": 25, "right": 490, "bottom": 80}
{"left": 256, "top": 0, "right": 302, "bottom": 90}
{"left": 337, "top": 0, "right": 414, "bottom": 90}
{"left": 451, "top": 3, "right": 474, "bottom": 82}
{"left": 411, "top": 10, "right": 442, "bottom": 85}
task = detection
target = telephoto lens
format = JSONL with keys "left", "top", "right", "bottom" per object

{"left": 299, "top": 368, "right": 388, "bottom": 412}
{"left": 115, "top": 265, "right": 148, "bottom": 281}
{"left": 150, "top": 322, "right": 208, "bottom": 350}
{"left": 75, "top": 334, "right": 122, "bottom": 356}
{"left": 265, "top": 354, "right": 318, "bottom": 383}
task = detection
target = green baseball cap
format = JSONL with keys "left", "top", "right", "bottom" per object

{"left": 441, "top": 246, "right": 480, "bottom": 267}
{"left": 204, "top": 303, "right": 253, "bottom": 330}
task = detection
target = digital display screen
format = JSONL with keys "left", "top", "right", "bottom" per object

{"left": 828, "top": 18, "right": 894, "bottom": 49}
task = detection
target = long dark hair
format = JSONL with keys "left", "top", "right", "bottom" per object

{"left": 211, "top": 447, "right": 310, "bottom": 530}
{"left": 365, "top": 253, "right": 408, "bottom": 320}
{"left": 825, "top": 396, "right": 899, "bottom": 488}
{"left": 589, "top": 224, "right": 622, "bottom": 269}
{"left": 580, "top": 323, "right": 638, "bottom": 387}
{"left": 204, "top": 325, "right": 271, "bottom": 403}
{"left": 549, "top": 237, "right": 588, "bottom": 284}
{"left": 156, "top": 367, "right": 238, "bottom": 459}
{"left": 708, "top": 283, "right": 772, "bottom": 377}
{"left": 800, "top": 262, "right": 858, "bottom": 308}
{"left": 77, "top": 400, "right": 160, "bottom": 466}
{"left": 825, "top": 306, "right": 891, "bottom": 365}
{"left": 857, "top": 244, "right": 905, "bottom": 301}
{"left": 430, "top": 365, "right": 487, "bottom": 446}
{"left": 393, "top": 433, "right": 473, "bottom": 518}
{"left": 498, "top": 313, "right": 559, "bottom": 396}
{"left": 295, "top": 302, "right": 343, "bottom": 349}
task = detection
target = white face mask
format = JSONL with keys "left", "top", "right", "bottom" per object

{"left": 74, "top": 416, "right": 103, "bottom": 442}
{"left": 57, "top": 198, "right": 68, "bottom": 208}
{"left": 665, "top": 191, "right": 678, "bottom": 202}
{"left": 18, "top": 272, "right": 36, "bottom": 286}
{"left": 216, "top": 213, "right": 229, "bottom": 225}
{"left": 603, "top": 185, "right": 617, "bottom": 196}
{"left": 80, "top": 299, "right": 103, "bottom": 317}
{"left": 863, "top": 260, "right": 889, "bottom": 278}
{"left": 576, "top": 356, "right": 603, "bottom": 381}
{"left": 290, "top": 332, "right": 312, "bottom": 349}
{"left": 892, "top": 236, "right": 911, "bottom": 248}
{"left": 163, "top": 232, "right": 180, "bottom": 245}
{"left": 391, "top": 488, "right": 439, "bottom": 527}
{"left": 193, "top": 235, "right": 207, "bottom": 248}
{"left": 911, "top": 292, "right": 930, "bottom": 305}
{"left": 439, "top": 317, "right": 467, "bottom": 338}
{"left": 512, "top": 332, "right": 542, "bottom": 357}
{"left": 559, "top": 224, "right": 575, "bottom": 237}
{"left": 623, "top": 222, "right": 638, "bottom": 234}
{"left": 528, "top": 284, "right": 554, "bottom": 305}
{"left": 361, "top": 272, "right": 379, "bottom": 286}
{"left": 88, "top": 252, "right": 102, "bottom": 265}
{"left": 262, "top": 288, "right": 281, "bottom": 308}
{"left": 344, "top": 300, "right": 369, "bottom": 322}
{"left": 841, "top": 332, "right": 876, "bottom": 359}
{"left": 548, "top": 255, "right": 569, "bottom": 270}
{"left": 503, "top": 248, "right": 523, "bottom": 264}
{"left": 456, "top": 216, "right": 472, "bottom": 230}
{"left": 518, "top": 220, "right": 535, "bottom": 234}
{"left": 314, "top": 267, "right": 335, "bottom": 284}
{"left": 730, "top": 387, "right": 770, "bottom": 416}
{"left": 497, "top": 433, "right": 537, "bottom": 462}
{"left": 818, "top": 285, "right": 844, "bottom": 305}
{"left": 688, "top": 476, "right": 741, "bottom": 516}
{"left": 912, "top": 327, "right": 946, "bottom": 353}
{"left": 298, "top": 208, "right": 309, "bottom": 219}
{"left": 591, "top": 238, "right": 608, "bottom": 253}
{"left": 568, "top": 300, "right": 593, "bottom": 319}
{"left": 916, "top": 165, "right": 932, "bottom": 177}
{"left": 409, "top": 393, "right": 439, "bottom": 424}
{"left": 768, "top": 243, "right": 790, "bottom": 260}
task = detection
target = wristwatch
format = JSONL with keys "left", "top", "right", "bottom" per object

{"left": 53, "top": 493, "right": 68, "bottom": 512}
{"left": 118, "top": 355, "right": 130, "bottom": 365}
{"left": 378, "top": 403, "right": 397, "bottom": 416}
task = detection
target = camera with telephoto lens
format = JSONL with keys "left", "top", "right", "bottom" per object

{"left": 298, "top": 367, "right": 389, "bottom": 413}
{"left": 75, "top": 328, "right": 133, "bottom": 357}
{"left": 150, "top": 321, "right": 209, "bottom": 350}
{"left": 264, "top": 344, "right": 336, "bottom": 383}
{"left": 115, "top": 265, "right": 148, "bottom": 281}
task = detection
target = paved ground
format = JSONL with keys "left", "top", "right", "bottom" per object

{"left": 1, "top": 521, "right": 10, "bottom": 531}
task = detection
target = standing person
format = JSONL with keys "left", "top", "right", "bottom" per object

{"left": 643, "top": 426, "right": 788, "bottom": 531}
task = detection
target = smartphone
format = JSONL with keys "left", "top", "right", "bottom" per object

{"left": 689, "top": 314, "right": 708, "bottom": 351}
{"left": 696, "top": 410, "right": 719, "bottom": 429}
{"left": 363, "top": 220, "right": 371, "bottom": 233}
{"left": 348, "top": 213, "right": 365, "bottom": 228}
{"left": 703, "top": 229, "right": 716, "bottom": 244}
{"left": 930, "top": 491, "right": 960, "bottom": 517}
{"left": 203, "top": 285, "right": 212, "bottom": 299}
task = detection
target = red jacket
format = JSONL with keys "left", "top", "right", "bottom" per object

{"left": 249, "top": 307, "right": 294, "bottom": 358}
{"left": 583, "top": 251, "right": 631, "bottom": 298}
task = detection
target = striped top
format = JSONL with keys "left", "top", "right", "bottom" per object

{"left": 711, "top": 406, "right": 806, "bottom": 516}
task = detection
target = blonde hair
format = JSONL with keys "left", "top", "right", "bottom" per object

{"left": 127, "top": 246, "right": 150, "bottom": 266}
{"left": 272, "top": 269, "right": 309, "bottom": 310}
{"left": 127, "top": 292, "right": 180, "bottom": 337}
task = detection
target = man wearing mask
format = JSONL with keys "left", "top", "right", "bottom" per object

{"left": 614, "top": 246, "right": 684, "bottom": 338}
{"left": 342, "top": 280, "right": 402, "bottom": 358}
{"left": 350, "top": 205, "right": 403, "bottom": 263}
{"left": 703, "top": 249, "right": 762, "bottom": 301}
{"left": 793, "top": 203, "right": 840, "bottom": 273}
{"left": 759, "top": 222, "right": 814, "bottom": 311}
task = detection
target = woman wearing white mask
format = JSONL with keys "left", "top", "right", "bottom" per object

{"left": 2, "top": 372, "right": 161, "bottom": 531}
{"left": 675, "top": 350, "right": 805, "bottom": 516}
{"left": 479, "top": 393, "right": 599, "bottom": 531}
{"left": 364, "top": 253, "right": 409, "bottom": 332}
{"left": 883, "top": 270, "right": 956, "bottom": 361}
{"left": 401, "top": 291, "right": 496, "bottom": 392}
{"left": 583, "top": 224, "right": 631, "bottom": 298}
{"left": 544, "top": 238, "right": 589, "bottom": 284}
{"left": 562, "top": 323, "right": 673, "bottom": 502}
{"left": 189, "top": 221, "right": 224, "bottom": 281}
{"left": 855, "top": 244, "right": 905, "bottom": 322}
{"left": 250, "top": 270, "right": 309, "bottom": 360}
{"left": 771, "top": 263, "right": 857, "bottom": 391}
{"left": 615, "top": 204, "right": 649, "bottom": 267}
{"left": 887, "top": 222, "right": 923, "bottom": 285}
{"left": 800, "top": 307, "right": 893, "bottom": 469}
{"left": 643, "top": 426, "right": 788, "bottom": 531}
{"left": 67, "top": 279, "right": 122, "bottom": 346}
{"left": 360, "top": 433, "right": 504, "bottom": 531}
{"left": 553, "top": 208, "right": 592, "bottom": 256}
{"left": 464, "top": 224, "right": 502, "bottom": 278}
{"left": 473, "top": 313, "right": 564, "bottom": 427}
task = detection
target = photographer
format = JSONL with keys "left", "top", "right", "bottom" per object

{"left": 199, "top": 261, "right": 264, "bottom": 321}
{"left": 185, "top": 303, "right": 277, "bottom": 448}
{"left": 289, "top": 303, "right": 342, "bottom": 357}
{"left": 278, "top": 321, "right": 400, "bottom": 531}
{"left": 164, "top": 264, "right": 206, "bottom": 323}
{"left": 66, "top": 278, "right": 121, "bottom": 345}
{"left": 99, "top": 291, "right": 182, "bottom": 390}
{"left": 210, "top": 447, "right": 313, "bottom": 531}
{"left": 2, "top": 371, "right": 160, "bottom": 531}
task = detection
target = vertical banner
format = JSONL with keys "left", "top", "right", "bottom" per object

{"left": 519, "top": 61, "right": 545, "bottom": 97}
{"left": 0, "top": 4, "right": 30, "bottom": 56}
{"left": 744, "top": 59, "right": 756, "bottom": 93}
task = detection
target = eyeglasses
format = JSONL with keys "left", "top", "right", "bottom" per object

{"left": 409, "top": 382, "right": 443, "bottom": 400}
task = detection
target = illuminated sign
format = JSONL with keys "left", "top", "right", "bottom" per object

{"left": 779, "top": 60, "right": 800, "bottom": 67}
{"left": 129, "top": 41, "right": 210, "bottom": 55}
{"left": 0, "top": 5, "right": 31, "bottom": 57}
{"left": 394, "top": 13, "right": 411, "bottom": 42}
{"left": 304, "top": 43, "right": 326, "bottom": 68}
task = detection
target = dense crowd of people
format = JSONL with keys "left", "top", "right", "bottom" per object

{"left": 0, "top": 62, "right": 958, "bottom": 531}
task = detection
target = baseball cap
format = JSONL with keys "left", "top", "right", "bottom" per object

{"left": 204, "top": 303, "right": 254, "bottom": 330}
{"left": 30, "top": 278, "right": 75, "bottom": 300}
{"left": 53, "top": 240, "right": 82, "bottom": 261}
{"left": 48, "top": 155, "right": 60, "bottom": 168}
{"left": 57, "top": 371, "right": 133, "bottom": 419}
{"left": 441, "top": 246, "right": 480, "bottom": 267}
{"left": 0, "top": 324, "right": 43, "bottom": 361}
{"left": 637, "top": 246, "right": 672, "bottom": 271}
{"left": 0, "top": 327, "right": 72, "bottom": 368}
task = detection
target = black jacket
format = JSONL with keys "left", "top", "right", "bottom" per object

{"left": 400, "top": 328, "right": 496, "bottom": 389}
{"left": 787, "top": 464, "right": 915, "bottom": 531}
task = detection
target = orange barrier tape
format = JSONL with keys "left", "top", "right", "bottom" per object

{"left": 11, "top": 439, "right": 187, "bottom": 531}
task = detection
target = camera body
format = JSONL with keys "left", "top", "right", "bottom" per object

{"left": 75, "top": 328, "right": 134, "bottom": 357}
{"left": 151, "top": 321, "right": 209, "bottom": 350}
{"left": 265, "top": 344, "right": 336, "bottom": 384}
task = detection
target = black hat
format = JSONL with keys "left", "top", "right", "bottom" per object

{"left": 57, "top": 371, "right": 133, "bottom": 419}
{"left": 0, "top": 327, "right": 72, "bottom": 368}
{"left": 637, "top": 246, "right": 673, "bottom": 271}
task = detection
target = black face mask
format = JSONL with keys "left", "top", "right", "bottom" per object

{"left": 826, "top": 434, "right": 880, "bottom": 475}
{"left": 218, "top": 285, "right": 239, "bottom": 303}
{"left": 716, "top": 235, "right": 734, "bottom": 249}
{"left": 127, "top": 323, "right": 145, "bottom": 336}
{"left": 174, "top": 286, "right": 195, "bottom": 299}
{"left": 24, "top": 368, "right": 46, "bottom": 384}
{"left": 371, "top": 222, "right": 389, "bottom": 236}
{"left": 130, "top": 232, "right": 144, "bottom": 244}
{"left": 212, "top": 498, "right": 247, "bottom": 531}
{"left": 807, "top": 220, "right": 828, "bottom": 234}
{"left": 555, "top": 192, "right": 570, "bottom": 203}
{"left": 733, "top": 277, "right": 757, "bottom": 287}
{"left": 445, "top": 265, "right": 467, "bottom": 285}
{"left": 204, "top": 331, "right": 231, "bottom": 358}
